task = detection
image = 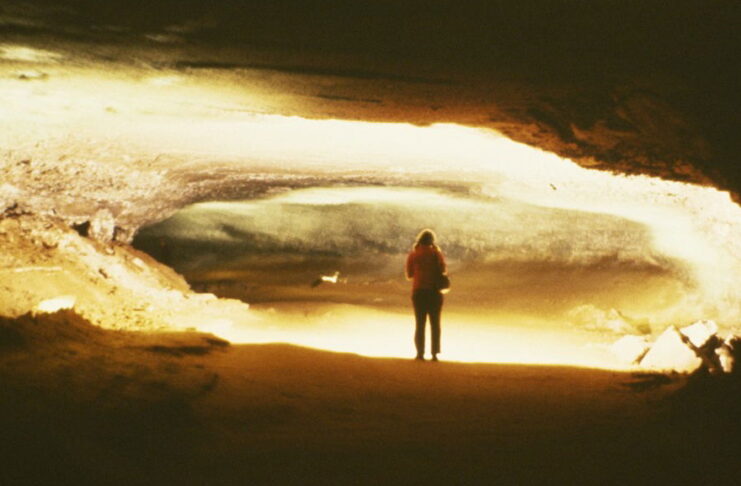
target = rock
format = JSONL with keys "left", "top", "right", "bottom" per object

{"left": 716, "top": 339, "right": 735, "bottom": 374}
{"left": 680, "top": 320, "right": 719, "bottom": 348}
{"left": 89, "top": 209, "right": 116, "bottom": 242}
{"left": 610, "top": 335, "right": 650, "bottom": 365}
{"left": 640, "top": 326, "right": 702, "bottom": 373}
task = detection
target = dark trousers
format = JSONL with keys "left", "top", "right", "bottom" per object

{"left": 412, "top": 289, "right": 443, "bottom": 356}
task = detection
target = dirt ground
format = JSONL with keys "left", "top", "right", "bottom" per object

{"left": 1, "top": 310, "right": 740, "bottom": 485}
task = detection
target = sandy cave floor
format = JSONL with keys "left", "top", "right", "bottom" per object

{"left": 1, "top": 310, "right": 741, "bottom": 485}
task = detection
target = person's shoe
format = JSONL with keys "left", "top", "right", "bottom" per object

{"left": 414, "top": 355, "right": 425, "bottom": 361}
{"left": 431, "top": 354, "right": 439, "bottom": 362}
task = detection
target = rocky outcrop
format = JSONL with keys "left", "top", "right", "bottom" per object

{"left": 613, "top": 320, "right": 739, "bottom": 375}
{"left": 0, "top": 213, "right": 253, "bottom": 330}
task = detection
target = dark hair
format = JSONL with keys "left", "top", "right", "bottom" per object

{"left": 414, "top": 229, "right": 437, "bottom": 248}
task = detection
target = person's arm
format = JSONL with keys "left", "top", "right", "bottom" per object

{"left": 405, "top": 252, "right": 414, "bottom": 280}
{"left": 438, "top": 250, "right": 447, "bottom": 275}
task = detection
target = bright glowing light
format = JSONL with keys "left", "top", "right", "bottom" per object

{"left": 198, "top": 318, "right": 235, "bottom": 335}
{"left": 36, "top": 295, "right": 76, "bottom": 313}
{"left": 211, "top": 305, "right": 623, "bottom": 369}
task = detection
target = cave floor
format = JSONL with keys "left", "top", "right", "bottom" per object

{"left": 1, "top": 311, "right": 740, "bottom": 485}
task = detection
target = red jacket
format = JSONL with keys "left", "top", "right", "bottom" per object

{"left": 406, "top": 245, "right": 446, "bottom": 291}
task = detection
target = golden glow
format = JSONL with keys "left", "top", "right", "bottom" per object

{"left": 36, "top": 295, "right": 76, "bottom": 313}
{"left": 199, "top": 304, "right": 623, "bottom": 369}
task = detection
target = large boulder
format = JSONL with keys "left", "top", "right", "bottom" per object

{"left": 640, "top": 326, "right": 702, "bottom": 374}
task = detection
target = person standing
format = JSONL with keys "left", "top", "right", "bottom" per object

{"left": 405, "top": 229, "right": 447, "bottom": 361}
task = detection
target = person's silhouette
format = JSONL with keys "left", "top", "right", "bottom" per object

{"left": 405, "top": 229, "right": 447, "bottom": 361}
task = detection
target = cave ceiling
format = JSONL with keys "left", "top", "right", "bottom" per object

{"left": 1, "top": 0, "right": 739, "bottom": 206}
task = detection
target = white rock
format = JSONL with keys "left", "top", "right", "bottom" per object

{"left": 640, "top": 326, "right": 702, "bottom": 373}
{"left": 716, "top": 337, "right": 737, "bottom": 373}
{"left": 716, "top": 344, "right": 734, "bottom": 373}
{"left": 610, "top": 335, "right": 650, "bottom": 365}
{"left": 680, "top": 320, "right": 718, "bottom": 348}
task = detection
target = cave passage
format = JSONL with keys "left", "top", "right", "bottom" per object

{"left": 134, "top": 178, "right": 741, "bottom": 368}
{"left": 121, "top": 116, "right": 741, "bottom": 369}
{"left": 3, "top": 43, "right": 740, "bottom": 367}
